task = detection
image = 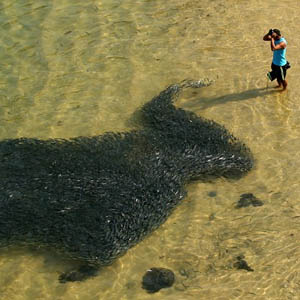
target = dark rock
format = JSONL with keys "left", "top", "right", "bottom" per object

{"left": 142, "top": 268, "right": 175, "bottom": 293}
{"left": 234, "top": 255, "right": 254, "bottom": 272}
{"left": 236, "top": 193, "right": 263, "bottom": 208}
{"left": 208, "top": 191, "right": 217, "bottom": 197}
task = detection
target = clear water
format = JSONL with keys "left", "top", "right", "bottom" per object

{"left": 0, "top": 0, "right": 300, "bottom": 299}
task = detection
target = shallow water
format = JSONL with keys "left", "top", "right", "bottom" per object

{"left": 0, "top": 0, "right": 300, "bottom": 299}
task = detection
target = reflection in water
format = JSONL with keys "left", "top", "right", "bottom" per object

{"left": 0, "top": 0, "right": 300, "bottom": 299}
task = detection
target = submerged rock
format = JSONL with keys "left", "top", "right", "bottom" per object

{"left": 208, "top": 191, "right": 217, "bottom": 197}
{"left": 236, "top": 193, "right": 263, "bottom": 208}
{"left": 0, "top": 79, "right": 253, "bottom": 282}
{"left": 233, "top": 255, "right": 254, "bottom": 272}
{"left": 142, "top": 267, "right": 175, "bottom": 293}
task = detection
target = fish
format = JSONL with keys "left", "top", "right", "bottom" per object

{"left": 0, "top": 79, "right": 253, "bottom": 282}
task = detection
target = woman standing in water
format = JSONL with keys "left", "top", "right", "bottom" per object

{"left": 263, "top": 29, "right": 289, "bottom": 91}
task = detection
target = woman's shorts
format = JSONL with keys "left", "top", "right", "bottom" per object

{"left": 267, "top": 62, "right": 289, "bottom": 82}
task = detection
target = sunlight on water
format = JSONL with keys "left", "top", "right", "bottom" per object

{"left": 0, "top": 0, "right": 300, "bottom": 299}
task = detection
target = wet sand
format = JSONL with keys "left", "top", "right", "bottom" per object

{"left": 0, "top": 0, "right": 299, "bottom": 299}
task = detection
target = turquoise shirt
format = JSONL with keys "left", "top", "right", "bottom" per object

{"left": 272, "top": 37, "right": 287, "bottom": 66}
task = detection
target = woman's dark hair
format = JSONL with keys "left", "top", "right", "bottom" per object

{"left": 273, "top": 29, "right": 281, "bottom": 36}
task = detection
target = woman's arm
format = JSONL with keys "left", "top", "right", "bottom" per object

{"left": 263, "top": 29, "right": 273, "bottom": 41}
{"left": 270, "top": 38, "right": 286, "bottom": 51}
{"left": 263, "top": 33, "right": 272, "bottom": 41}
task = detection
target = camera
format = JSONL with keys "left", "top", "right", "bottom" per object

{"left": 268, "top": 29, "right": 273, "bottom": 36}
